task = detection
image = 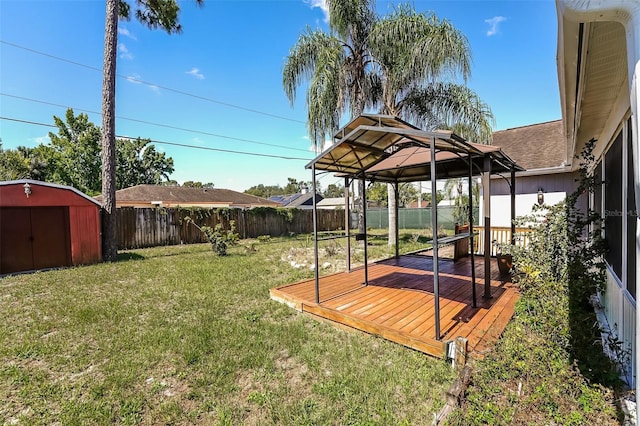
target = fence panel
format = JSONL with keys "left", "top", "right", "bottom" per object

{"left": 365, "top": 207, "right": 478, "bottom": 231}
{"left": 115, "top": 207, "right": 345, "bottom": 249}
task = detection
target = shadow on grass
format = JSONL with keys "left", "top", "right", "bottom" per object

{"left": 116, "top": 252, "right": 146, "bottom": 262}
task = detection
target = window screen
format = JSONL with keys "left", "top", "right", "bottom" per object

{"left": 604, "top": 131, "right": 623, "bottom": 279}
{"left": 627, "top": 119, "right": 636, "bottom": 298}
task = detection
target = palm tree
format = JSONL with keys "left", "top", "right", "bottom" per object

{"left": 368, "top": 5, "right": 493, "bottom": 245}
{"left": 283, "top": 0, "right": 377, "bottom": 233}
{"left": 283, "top": 1, "right": 494, "bottom": 243}
{"left": 100, "top": 0, "right": 203, "bottom": 261}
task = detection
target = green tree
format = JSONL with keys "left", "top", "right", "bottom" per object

{"left": 48, "top": 109, "right": 102, "bottom": 194}
{"left": 283, "top": 1, "right": 493, "bottom": 245}
{"left": 323, "top": 183, "right": 344, "bottom": 198}
{"left": 0, "top": 145, "right": 30, "bottom": 181}
{"left": 182, "top": 181, "right": 214, "bottom": 188}
{"left": 116, "top": 137, "right": 175, "bottom": 189}
{"left": 244, "top": 184, "right": 285, "bottom": 198}
{"left": 366, "top": 182, "right": 388, "bottom": 206}
{"left": 443, "top": 177, "right": 480, "bottom": 224}
{"left": 398, "top": 182, "right": 419, "bottom": 207}
{"left": 100, "top": 0, "right": 203, "bottom": 261}
{"left": 366, "top": 182, "right": 419, "bottom": 207}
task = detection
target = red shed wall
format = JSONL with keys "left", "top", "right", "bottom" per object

{"left": 69, "top": 206, "right": 102, "bottom": 265}
{"left": 0, "top": 183, "right": 102, "bottom": 270}
{"left": 0, "top": 184, "right": 97, "bottom": 207}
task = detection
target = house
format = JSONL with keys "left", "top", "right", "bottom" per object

{"left": 96, "top": 184, "right": 280, "bottom": 208}
{"left": 269, "top": 192, "right": 323, "bottom": 209}
{"left": 487, "top": 120, "right": 585, "bottom": 227}
{"left": 0, "top": 179, "right": 102, "bottom": 274}
{"left": 557, "top": 0, "right": 638, "bottom": 391}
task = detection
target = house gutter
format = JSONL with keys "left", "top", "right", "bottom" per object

{"left": 489, "top": 165, "right": 573, "bottom": 180}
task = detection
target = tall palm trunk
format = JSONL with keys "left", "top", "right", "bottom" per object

{"left": 101, "top": 0, "right": 118, "bottom": 261}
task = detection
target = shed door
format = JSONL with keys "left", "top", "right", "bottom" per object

{"left": 0, "top": 207, "right": 71, "bottom": 274}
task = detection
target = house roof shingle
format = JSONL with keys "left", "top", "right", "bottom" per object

{"left": 97, "top": 185, "right": 279, "bottom": 207}
{"left": 491, "top": 120, "right": 566, "bottom": 171}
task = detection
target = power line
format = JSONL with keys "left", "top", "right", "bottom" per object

{"left": 0, "top": 40, "right": 306, "bottom": 124}
{"left": 1, "top": 93, "right": 311, "bottom": 153}
{"left": 0, "top": 116, "right": 312, "bottom": 161}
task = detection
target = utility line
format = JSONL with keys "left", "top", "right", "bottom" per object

{"left": 1, "top": 93, "right": 310, "bottom": 153}
{"left": 0, "top": 40, "right": 306, "bottom": 124}
{"left": 0, "top": 116, "right": 312, "bottom": 161}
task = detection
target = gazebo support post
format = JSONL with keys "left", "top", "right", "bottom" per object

{"left": 394, "top": 181, "right": 399, "bottom": 258}
{"left": 312, "top": 164, "right": 320, "bottom": 304}
{"left": 483, "top": 156, "right": 492, "bottom": 299}
{"left": 362, "top": 176, "right": 369, "bottom": 285}
{"left": 469, "top": 157, "right": 477, "bottom": 308}
{"left": 430, "top": 137, "right": 441, "bottom": 340}
{"left": 510, "top": 167, "right": 516, "bottom": 246}
{"left": 345, "top": 177, "right": 351, "bottom": 272}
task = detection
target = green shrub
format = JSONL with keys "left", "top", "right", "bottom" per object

{"left": 449, "top": 140, "right": 620, "bottom": 425}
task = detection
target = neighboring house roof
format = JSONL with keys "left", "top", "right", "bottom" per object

{"left": 269, "top": 192, "right": 323, "bottom": 208}
{"left": 96, "top": 185, "right": 279, "bottom": 208}
{"left": 491, "top": 120, "right": 566, "bottom": 171}
{"left": 316, "top": 197, "right": 349, "bottom": 208}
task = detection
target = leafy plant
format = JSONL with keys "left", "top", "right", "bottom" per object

{"left": 450, "top": 140, "right": 620, "bottom": 425}
{"left": 183, "top": 217, "right": 238, "bottom": 256}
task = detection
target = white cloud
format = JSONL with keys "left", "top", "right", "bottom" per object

{"left": 186, "top": 67, "right": 205, "bottom": 80}
{"left": 308, "top": 0, "right": 329, "bottom": 23}
{"left": 118, "top": 43, "right": 133, "bottom": 60}
{"left": 30, "top": 135, "right": 49, "bottom": 144}
{"left": 307, "top": 136, "right": 332, "bottom": 154}
{"left": 118, "top": 26, "right": 137, "bottom": 40}
{"left": 485, "top": 16, "right": 506, "bottom": 36}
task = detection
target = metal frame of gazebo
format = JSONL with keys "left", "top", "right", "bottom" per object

{"left": 307, "top": 114, "right": 523, "bottom": 341}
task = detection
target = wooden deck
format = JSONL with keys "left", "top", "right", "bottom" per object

{"left": 270, "top": 254, "right": 519, "bottom": 359}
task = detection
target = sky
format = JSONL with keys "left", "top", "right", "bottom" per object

{"left": 0, "top": 0, "right": 561, "bottom": 193}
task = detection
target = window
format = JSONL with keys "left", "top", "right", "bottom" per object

{"left": 604, "top": 131, "right": 623, "bottom": 279}
{"left": 627, "top": 118, "right": 636, "bottom": 298}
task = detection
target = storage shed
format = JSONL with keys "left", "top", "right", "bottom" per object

{"left": 0, "top": 179, "right": 102, "bottom": 274}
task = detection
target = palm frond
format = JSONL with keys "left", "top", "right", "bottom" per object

{"left": 403, "top": 83, "right": 494, "bottom": 143}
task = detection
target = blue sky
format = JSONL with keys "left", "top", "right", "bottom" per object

{"left": 0, "top": 0, "right": 560, "bottom": 192}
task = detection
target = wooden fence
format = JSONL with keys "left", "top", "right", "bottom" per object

{"left": 115, "top": 207, "right": 345, "bottom": 250}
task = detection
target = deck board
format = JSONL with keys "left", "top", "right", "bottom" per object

{"left": 270, "top": 254, "right": 519, "bottom": 359}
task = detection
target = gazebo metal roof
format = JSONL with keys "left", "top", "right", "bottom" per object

{"left": 306, "top": 113, "right": 523, "bottom": 180}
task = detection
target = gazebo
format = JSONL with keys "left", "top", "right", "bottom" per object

{"left": 306, "top": 114, "right": 523, "bottom": 341}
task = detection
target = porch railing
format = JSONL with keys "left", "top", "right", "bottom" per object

{"left": 473, "top": 226, "right": 532, "bottom": 256}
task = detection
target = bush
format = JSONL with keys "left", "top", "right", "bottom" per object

{"left": 184, "top": 217, "right": 238, "bottom": 256}
{"left": 449, "top": 140, "right": 621, "bottom": 425}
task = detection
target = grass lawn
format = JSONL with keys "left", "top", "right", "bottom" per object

{"left": 1, "top": 235, "right": 455, "bottom": 425}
